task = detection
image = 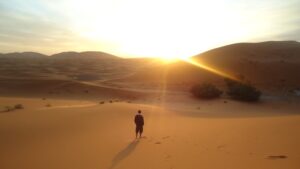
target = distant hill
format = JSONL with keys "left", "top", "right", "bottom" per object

{"left": 0, "top": 50, "right": 153, "bottom": 82}
{"left": 113, "top": 41, "right": 300, "bottom": 91}
{"left": 0, "top": 52, "right": 47, "bottom": 58}
{"left": 0, "top": 51, "right": 121, "bottom": 60}
{"left": 194, "top": 41, "right": 300, "bottom": 63}
{"left": 1, "top": 42, "right": 300, "bottom": 93}
{"left": 51, "top": 51, "right": 120, "bottom": 60}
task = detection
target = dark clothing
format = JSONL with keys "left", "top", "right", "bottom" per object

{"left": 134, "top": 114, "right": 144, "bottom": 134}
{"left": 134, "top": 114, "right": 144, "bottom": 126}
{"left": 136, "top": 125, "right": 143, "bottom": 134}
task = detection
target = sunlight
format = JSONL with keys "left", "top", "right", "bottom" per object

{"left": 66, "top": 0, "right": 270, "bottom": 58}
{"left": 2, "top": 0, "right": 297, "bottom": 56}
{"left": 182, "top": 57, "right": 239, "bottom": 81}
{"left": 158, "top": 57, "right": 179, "bottom": 64}
{"left": 156, "top": 55, "right": 189, "bottom": 64}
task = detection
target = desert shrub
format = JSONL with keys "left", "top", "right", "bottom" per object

{"left": 45, "top": 103, "right": 52, "bottom": 107}
{"left": 190, "top": 83, "right": 223, "bottom": 99}
{"left": 224, "top": 78, "right": 261, "bottom": 102}
{"left": 14, "top": 104, "right": 24, "bottom": 109}
{"left": 99, "top": 101, "right": 105, "bottom": 104}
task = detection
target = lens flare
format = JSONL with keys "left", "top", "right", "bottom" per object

{"left": 181, "top": 58, "right": 239, "bottom": 81}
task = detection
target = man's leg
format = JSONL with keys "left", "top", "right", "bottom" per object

{"left": 135, "top": 126, "right": 138, "bottom": 139}
{"left": 139, "top": 126, "right": 143, "bottom": 138}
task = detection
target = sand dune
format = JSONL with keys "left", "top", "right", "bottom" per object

{"left": 1, "top": 41, "right": 299, "bottom": 94}
{"left": 0, "top": 79, "right": 150, "bottom": 100}
{"left": 50, "top": 51, "right": 120, "bottom": 60}
{"left": 0, "top": 41, "right": 300, "bottom": 169}
{"left": 193, "top": 41, "right": 300, "bottom": 88}
{"left": 112, "top": 41, "right": 300, "bottom": 92}
{"left": 0, "top": 97, "right": 299, "bottom": 169}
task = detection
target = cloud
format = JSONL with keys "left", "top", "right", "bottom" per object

{"left": 0, "top": 0, "right": 86, "bottom": 53}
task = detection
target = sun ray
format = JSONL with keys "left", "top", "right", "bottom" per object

{"left": 181, "top": 57, "right": 239, "bottom": 81}
{"left": 158, "top": 66, "right": 169, "bottom": 107}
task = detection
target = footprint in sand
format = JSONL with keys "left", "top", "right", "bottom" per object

{"left": 162, "top": 136, "right": 170, "bottom": 139}
{"left": 217, "top": 144, "right": 227, "bottom": 149}
{"left": 155, "top": 141, "right": 162, "bottom": 144}
{"left": 267, "top": 155, "right": 287, "bottom": 160}
{"left": 165, "top": 154, "right": 171, "bottom": 160}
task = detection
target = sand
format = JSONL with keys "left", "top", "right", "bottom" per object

{"left": 0, "top": 96, "right": 299, "bottom": 169}
{"left": 1, "top": 41, "right": 300, "bottom": 169}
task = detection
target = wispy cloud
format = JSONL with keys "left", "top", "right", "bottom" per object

{"left": 0, "top": 0, "right": 90, "bottom": 54}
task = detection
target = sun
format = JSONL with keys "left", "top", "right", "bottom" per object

{"left": 156, "top": 55, "right": 192, "bottom": 63}
{"left": 158, "top": 56, "right": 179, "bottom": 63}
{"left": 68, "top": 0, "right": 264, "bottom": 59}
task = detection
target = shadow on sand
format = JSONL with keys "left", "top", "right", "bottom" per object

{"left": 108, "top": 140, "right": 140, "bottom": 169}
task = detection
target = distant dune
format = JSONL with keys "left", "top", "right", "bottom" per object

{"left": 0, "top": 51, "right": 120, "bottom": 59}
{"left": 0, "top": 51, "right": 151, "bottom": 81}
{"left": 50, "top": 51, "right": 121, "bottom": 60}
{"left": 0, "top": 41, "right": 300, "bottom": 97}
{"left": 0, "top": 52, "right": 47, "bottom": 58}
{"left": 113, "top": 41, "right": 300, "bottom": 92}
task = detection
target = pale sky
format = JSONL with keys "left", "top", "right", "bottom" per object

{"left": 0, "top": 0, "right": 299, "bottom": 58}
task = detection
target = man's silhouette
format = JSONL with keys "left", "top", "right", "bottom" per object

{"left": 134, "top": 110, "right": 144, "bottom": 139}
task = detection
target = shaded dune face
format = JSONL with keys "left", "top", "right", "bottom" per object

{"left": 0, "top": 79, "right": 149, "bottom": 100}
{"left": 192, "top": 41, "right": 300, "bottom": 88}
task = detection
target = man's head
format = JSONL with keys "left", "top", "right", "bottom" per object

{"left": 138, "top": 110, "right": 141, "bottom": 114}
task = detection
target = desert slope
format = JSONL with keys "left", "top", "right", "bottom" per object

{"left": 0, "top": 79, "right": 150, "bottom": 100}
{"left": 192, "top": 41, "right": 300, "bottom": 89}
{"left": 111, "top": 41, "right": 300, "bottom": 91}
{"left": 0, "top": 97, "right": 299, "bottom": 169}
{"left": 195, "top": 41, "right": 300, "bottom": 62}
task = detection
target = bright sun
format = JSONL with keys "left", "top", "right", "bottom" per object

{"left": 156, "top": 55, "right": 191, "bottom": 63}
{"left": 67, "top": 0, "right": 271, "bottom": 58}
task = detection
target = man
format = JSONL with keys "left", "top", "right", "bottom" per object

{"left": 134, "top": 110, "right": 144, "bottom": 139}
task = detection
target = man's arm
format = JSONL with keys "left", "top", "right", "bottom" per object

{"left": 134, "top": 115, "right": 137, "bottom": 124}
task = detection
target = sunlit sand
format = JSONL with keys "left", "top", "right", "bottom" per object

{"left": 1, "top": 96, "right": 299, "bottom": 169}
{"left": 1, "top": 0, "right": 300, "bottom": 166}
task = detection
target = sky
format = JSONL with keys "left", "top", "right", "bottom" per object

{"left": 0, "top": 0, "right": 299, "bottom": 58}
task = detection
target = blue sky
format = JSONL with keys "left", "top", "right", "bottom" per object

{"left": 0, "top": 0, "right": 300, "bottom": 58}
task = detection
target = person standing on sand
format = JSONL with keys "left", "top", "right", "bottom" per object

{"left": 134, "top": 110, "right": 144, "bottom": 139}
